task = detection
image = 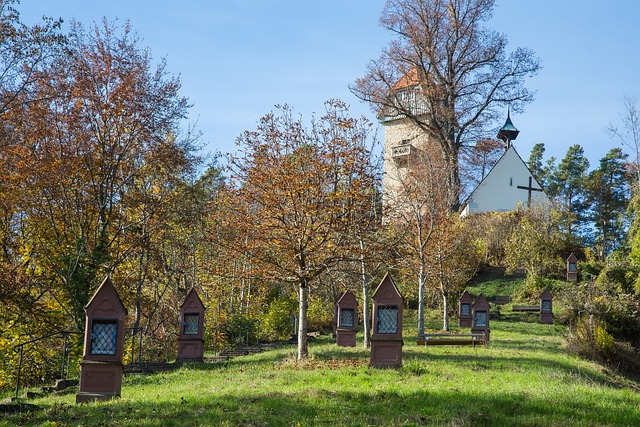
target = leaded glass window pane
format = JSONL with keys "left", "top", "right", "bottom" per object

{"left": 568, "top": 263, "right": 577, "bottom": 272}
{"left": 474, "top": 310, "right": 487, "bottom": 327}
{"left": 377, "top": 305, "right": 398, "bottom": 334}
{"left": 183, "top": 313, "right": 199, "bottom": 335}
{"left": 340, "top": 308, "right": 354, "bottom": 327}
{"left": 541, "top": 300, "right": 552, "bottom": 312}
{"left": 90, "top": 319, "right": 118, "bottom": 355}
{"left": 460, "top": 303, "right": 471, "bottom": 316}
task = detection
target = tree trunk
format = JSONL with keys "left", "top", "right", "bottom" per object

{"left": 362, "top": 284, "right": 370, "bottom": 348}
{"left": 297, "top": 283, "right": 308, "bottom": 360}
{"left": 417, "top": 265, "right": 426, "bottom": 337}
{"left": 360, "top": 238, "right": 370, "bottom": 348}
{"left": 442, "top": 291, "right": 449, "bottom": 331}
{"left": 448, "top": 155, "right": 461, "bottom": 212}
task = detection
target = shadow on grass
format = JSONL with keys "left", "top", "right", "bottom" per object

{"left": 7, "top": 383, "right": 639, "bottom": 427}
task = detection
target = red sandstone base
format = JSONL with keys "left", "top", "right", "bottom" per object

{"left": 459, "top": 317, "right": 472, "bottom": 328}
{"left": 335, "top": 330, "right": 356, "bottom": 347}
{"left": 370, "top": 339, "right": 403, "bottom": 368}
{"left": 76, "top": 360, "right": 123, "bottom": 403}
{"left": 177, "top": 338, "right": 205, "bottom": 362}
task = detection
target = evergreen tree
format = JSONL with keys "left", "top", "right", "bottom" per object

{"left": 587, "top": 148, "right": 630, "bottom": 258}
{"left": 528, "top": 143, "right": 552, "bottom": 188}
{"left": 548, "top": 145, "right": 590, "bottom": 246}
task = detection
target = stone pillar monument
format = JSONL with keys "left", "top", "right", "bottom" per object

{"left": 458, "top": 289, "right": 473, "bottom": 328}
{"left": 567, "top": 253, "right": 578, "bottom": 282}
{"left": 177, "top": 288, "right": 206, "bottom": 362}
{"left": 369, "top": 273, "right": 403, "bottom": 368}
{"left": 471, "top": 293, "right": 490, "bottom": 343}
{"left": 335, "top": 290, "right": 358, "bottom": 347}
{"left": 76, "top": 277, "right": 127, "bottom": 403}
{"left": 540, "top": 288, "right": 553, "bottom": 324}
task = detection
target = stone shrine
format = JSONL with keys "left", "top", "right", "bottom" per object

{"left": 335, "top": 290, "right": 358, "bottom": 347}
{"left": 471, "top": 293, "right": 490, "bottom": 343}
{"left": 369, "top": 273, "right": 404, "bottom": 368}
{"left": 458, "top": 289, "right": 473, "bottom": 328}
{"left": 540, "top": 288, "right": 553, "bottom": 324}
{"left": 76, "top": 277, "right": 127, "bottom": 403}
{"left": 177, "top": 288, "right": 206, "bottom": 362}
{"left": 566, "top": 253, "right": 578, "bottom": 282}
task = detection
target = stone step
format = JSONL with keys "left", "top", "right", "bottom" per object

{"left": 219, "top": 349, "right": 249, "bottom": 357}
{"left": 124, "top": 362, "right": 177, "bottom": 375}
{"left": 202, "top": 356, "right": 229, "bottom": 363}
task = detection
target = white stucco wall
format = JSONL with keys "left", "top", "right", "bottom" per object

{"left": 461, "top": 146, "right": 550, "bottom": 216}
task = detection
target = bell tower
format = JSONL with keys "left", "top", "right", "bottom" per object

{"left": 497, "top": 109, "right": 520, "bottom": 149}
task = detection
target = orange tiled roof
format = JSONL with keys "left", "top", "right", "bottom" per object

{"left": 391, "top": 67, "right": 420, "bottom": 91}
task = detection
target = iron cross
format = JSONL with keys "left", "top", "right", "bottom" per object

{"left": 517, "top": 176, "right": 543, "bottom": 208}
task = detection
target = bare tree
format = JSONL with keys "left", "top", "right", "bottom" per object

{"left": 608, "top": 94, "right": 640, "bottom": 189}
{"left": 459, "top": 137, "right": 504, "bottom": 199}
{"left": 352, "top": 0, "right": 540, "bottom": 209}
{"left": 0, "top": 0, "right": 63, "bottom": 117}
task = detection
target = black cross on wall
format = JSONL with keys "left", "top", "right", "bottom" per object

{"left": 517, "top": 176, "right": 543, "bottom": 208}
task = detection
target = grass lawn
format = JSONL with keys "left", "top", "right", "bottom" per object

{"left": 3, "top": 312, "right": 640, "bottom": 427}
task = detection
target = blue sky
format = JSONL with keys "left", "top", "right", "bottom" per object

{"left": 18, "top": 1, "right": 640, "bottom": 170}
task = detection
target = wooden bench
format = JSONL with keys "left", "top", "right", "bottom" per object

{"left": 416, "top": 333, "right": 486, "bottom": 347}
{"left": 512, "top": 305, "right": 540, "bottom": 312}
{"left": 490, "top": 295, "right": 511, "bottom": 319}
{"left": 492, "top": 295, "right": 511, "bottom": 305}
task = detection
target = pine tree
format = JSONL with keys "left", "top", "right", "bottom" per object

{"left": 587, "top": 148, "right": 630, "bottom": 258}
{"left": 548, "top": 145, "right": 590, "bottom": 246}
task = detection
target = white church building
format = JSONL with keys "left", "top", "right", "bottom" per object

{"left": 459, "top": 144, "right": 550, "bottom": 217}
{"left": 459, "top": 112, "right": 550, "bottom": 216}
{"left": 380, "top": 90, "right": 551, "bottom": 216}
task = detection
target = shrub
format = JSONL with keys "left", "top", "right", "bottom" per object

{"left": 512, "top": 274, "right": 565, "bottom": 304}
{"left": 221, "top": 311, "right": 259, "bottom": 348}
{"left": 258, "top": 294, "right": 297, "bottom": 342}
{"left": 566, "top": 316, "right": 613, "bottom": 363}
{"left": 559, "top": 279, "right": 640, "bottom": 344}
{"left": 561, "top": 276, "right": 640, "bottom": 378}
{"left": 610, "top": 341, "right": 640, "bottom": 379}
{"left": 596, "top": 262, "right": 638, "bottom": 295}
{"left": 594, "top": 321, "right": 615, "bottom": 355}
{"left": 307, "top": 296, "right": 335, "bottom": 334}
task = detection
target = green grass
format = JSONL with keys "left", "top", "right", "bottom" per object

{"left": 466, "top": 268, "right": 523, "bottom": 298}
{"left": 4, "top": 315, "right": 640, "bottom": 427}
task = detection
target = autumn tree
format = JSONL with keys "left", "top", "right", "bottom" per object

{"left": 504, "top": 207, "right": 563, "bottom": 280}
{"left": 384, "top": 148, "right": 454, "bottom": 336}
{"left": 0, "top": 2, "right": 67, "bottom": 387}
{"left": 0, "top": 0, "right": 64, "bottom": 116}
{"left": 8, "top": 19, "right": 197, "bottom": 331}
{"left": 352, "top": 0, "right": 540, "bottom": 209}
{"left": 424, "top": 214, "right": 482, "bottom": 330}
{"left": 226, "top": 101, "right": 379, "bottom": 360}
{"left": 0, "top": 0, "right": 64, "bottom": 316}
